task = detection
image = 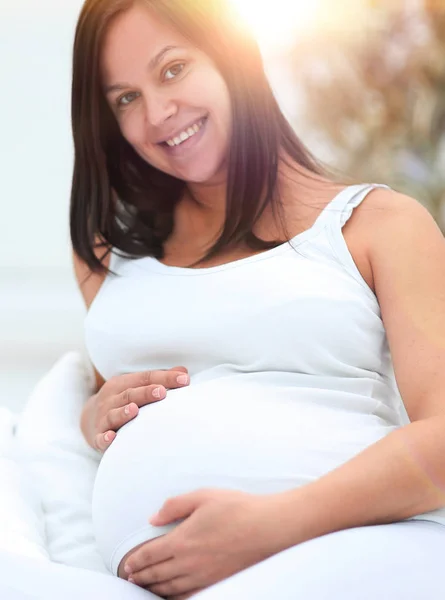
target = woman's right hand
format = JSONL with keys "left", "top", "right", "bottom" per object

{"left": 81, "top": 366, "right": 190, "bottom": 452}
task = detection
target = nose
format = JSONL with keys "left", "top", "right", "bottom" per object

{"left": 143, "top": 89, "right": 177, "bottom": 129}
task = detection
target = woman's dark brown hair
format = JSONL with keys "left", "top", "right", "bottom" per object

{"left": 70, "top": 0, "right": 325, "bottom": 272}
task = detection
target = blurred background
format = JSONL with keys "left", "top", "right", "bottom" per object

{"left": 1, "top": 0, "right": 444, "bottom": 412}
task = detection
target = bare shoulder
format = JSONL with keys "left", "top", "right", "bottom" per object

{"left": 339, "top": 187, "right": 436, "bottom": 293}
{"left": 351, "top": 187, "right": 442, "bottom": 255}
{"left": 72, "top": 239, "right": 111, "bottom": 310}
{"left": 344, "top": 187, "right": 443, "bottom": 292}
{"left": 353, "top": 186, "right": 434, "bottom": 225}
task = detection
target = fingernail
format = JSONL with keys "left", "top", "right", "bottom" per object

{"left": 149, "top": 512, "right": 160, "bottom": 524}
{"left": 177, "top": 375, "right": 189, "bottom": 385}
{"left": 128, "top": 578, "right": 135, "bottom": 584}
{"left": 124, "top": 565, "right": 132, "bottom": 575}
{"left": 104, "top": 433, "right": 110, "bottom": 442}
{"left": 124, "top": 406, "right": 130, "bottom": 416}
{"left": 153, "top": 387, "right": 164, "bottom": 399}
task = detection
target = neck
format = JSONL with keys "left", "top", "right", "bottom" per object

{"left": 173, "top": 155, "right": 334, "bottom": 247}
{"left": 173, "top": 178, "right": 227, "bottom": 244}
{"left": 169, "top": 180, "right": 226, "bottom": 249}
{"left": 185, "top": 179, "right": 227, "bottom": 213}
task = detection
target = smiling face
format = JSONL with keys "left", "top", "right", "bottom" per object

{"left": 100, "top": 2, "right": 232, "bottom": 185}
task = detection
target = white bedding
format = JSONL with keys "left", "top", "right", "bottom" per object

{"left": 1, "top": 352, "right": 108, "bottom": 574}
{"left": 0, "top": 408, "right": 49, "bottom": 562}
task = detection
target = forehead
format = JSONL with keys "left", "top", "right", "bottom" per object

{"left": 100, "top": 3, "right": 188, "bottom": 84}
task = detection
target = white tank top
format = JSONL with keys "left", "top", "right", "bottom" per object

{"left": 86, "top": 183, "right": 445, "bottom": 575}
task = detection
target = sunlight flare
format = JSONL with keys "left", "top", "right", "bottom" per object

{"left": 228, "top": 0, "right": 322, "bottom": 51}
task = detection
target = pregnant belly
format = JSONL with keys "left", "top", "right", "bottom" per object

{"left": 91, "top": 379, "right": 394, "bottom": 574}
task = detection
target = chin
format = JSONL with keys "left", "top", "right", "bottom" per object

{"left": 184, "top": 171, "right": 220, "bottom": 184}
{"left": 145, "top": 151, "right": 227, "bottom": 185}
{"left": 179, "top": 159, "right": 228, "bottom": 185}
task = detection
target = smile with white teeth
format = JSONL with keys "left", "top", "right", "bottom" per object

{"left": 165, "top": 118, "right": 205, "bottom": 147}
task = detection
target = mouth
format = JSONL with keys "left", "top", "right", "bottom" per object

{"left": 159, "top": 116, "right": 208, "bottom": 156}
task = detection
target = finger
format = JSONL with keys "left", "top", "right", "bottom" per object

{"left": 94, "top": 430, "right": 116, "bottom": 453}
{"left": 129, "top": 558, "right": 179, "bottom": 587}
{"left": 114, "top": 385, "right": 168, "bottom": 411}
{"left": 125, "top": 538, "right": 174, "bottom": 574}
{"left": 147, "top": 576, "right": 197, "bottom": 599}
{"left": 106, "top": 369, "right": 190, "bottom": 395}
{"left": 96, "top": 388, "right": 163, "bottom": 435}
{"left": 167, "top": 590, "right": 205, "bottom": 600}
{"left": 150, "top": 491, "right": 203, "bottom": 526}
{"left": 169, "top": 366, "right": 188, "bottom": 374}
{"left": 103, "top": 402, "right": 139, "bottom": 432}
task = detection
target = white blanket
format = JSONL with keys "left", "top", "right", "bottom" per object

{"left": 0, "top": 407, "right": 49, "bottom": 562}
{"left": 1, "top": 352, "right": 108, "bottom": 574}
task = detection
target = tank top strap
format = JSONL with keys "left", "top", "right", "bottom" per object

{"left": 318, "top": 183, "right": 391, "bottom": 303}
{"left": 323, "top": 183, "right": 391, "bottom": 229}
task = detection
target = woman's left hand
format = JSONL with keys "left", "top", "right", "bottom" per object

{"left": 123, "top": 488, "right": 290, "bottom": 599}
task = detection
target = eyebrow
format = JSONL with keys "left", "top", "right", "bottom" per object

{"left": 104, "top": 45, "right": 182, "bottom": 95}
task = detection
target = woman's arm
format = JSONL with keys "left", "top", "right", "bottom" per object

{"left": 274, "top": 189, "right": 445, "bottom": 547}
{"left": 275, "top": 414, "right": 445, "bottom": 549}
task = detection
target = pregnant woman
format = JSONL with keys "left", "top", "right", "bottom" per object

{"left": 69, "top": 0, "right": 445, "bottom": 598}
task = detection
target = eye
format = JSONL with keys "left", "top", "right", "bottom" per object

{"left": 117, "top": 91, "right": 140, "bottom": 108}
{"left": 163, "top": 62, "right": 186, "bottom": 81}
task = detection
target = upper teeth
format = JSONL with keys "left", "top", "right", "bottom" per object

{"left": 166, "top": 119, "right": 204, "bottom": 147}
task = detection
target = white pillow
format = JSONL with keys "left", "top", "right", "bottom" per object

{"left": 15, "top": 352, "right": 108, "bottom": 574}
{"left": 0, "top": 408, "right": 49, "bottom": 561}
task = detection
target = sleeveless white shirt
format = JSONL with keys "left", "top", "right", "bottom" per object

{"left": 86, "top": 183, "right": 445, "bottom": 575}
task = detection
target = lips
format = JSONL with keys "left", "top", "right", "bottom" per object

{"left": 160, "top": 116, "right": 209, "bottom": 156}
{"left": 158, "top": 116, "right": 208, "bottom": 146}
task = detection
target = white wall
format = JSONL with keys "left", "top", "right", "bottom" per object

{"left": 1, "top": 0, "right": 88, "bottom": 411}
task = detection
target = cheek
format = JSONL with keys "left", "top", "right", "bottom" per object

{"left": 219, "top": 95, "right": 232, "bottom": 131}
{"left": 118, "top": 112, "right": 163, "bottom": 171}
{"left": 212, "top": 94, "right": 232, "bottom": 147}
{"left": 189, "top": 65, "right": 231, "bottom": 118}
{"left": 206, "top": 78, "right": 232, "bottom": 130}
{"left": 119, "top": 111, "right": 145, "bottom": 149}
